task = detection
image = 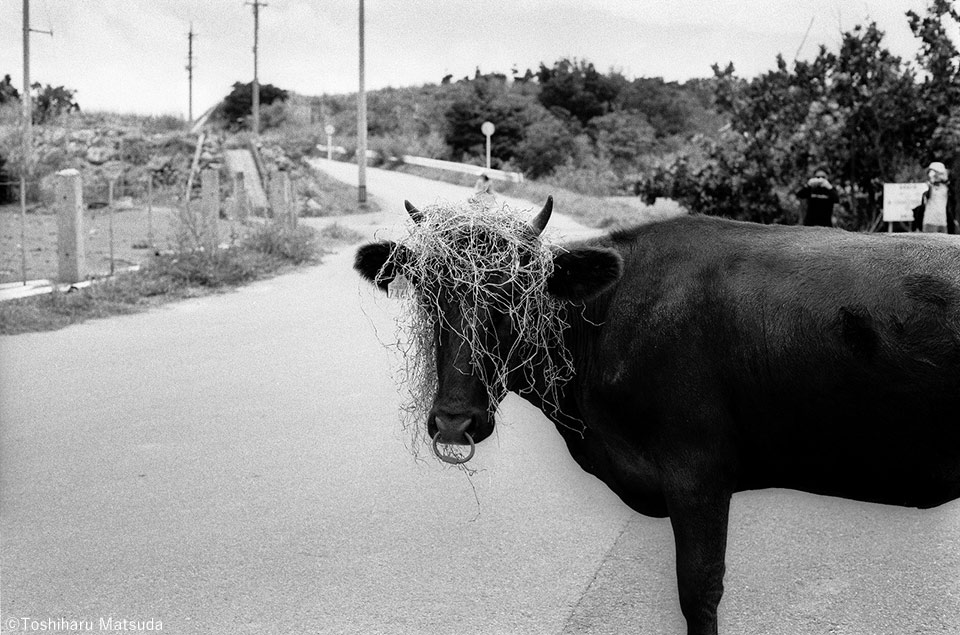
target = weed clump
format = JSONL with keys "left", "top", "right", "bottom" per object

{"left": 376, "top": 197, "right": 576, "bottom": 453}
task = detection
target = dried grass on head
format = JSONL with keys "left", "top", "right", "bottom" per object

{"left": 376, "top": 197, "right": 577, "bottom": 458}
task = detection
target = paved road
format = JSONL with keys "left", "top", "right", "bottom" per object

{"left": 2, "top": 162, "right": 958, "bottom": 634}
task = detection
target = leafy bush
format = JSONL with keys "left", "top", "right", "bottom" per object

{"left": 540, "top": 153, "right": 621, "bottom": 198}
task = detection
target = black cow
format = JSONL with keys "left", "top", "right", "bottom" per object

{"left": 354, "top": 197, "right": 960, "bottom": 635}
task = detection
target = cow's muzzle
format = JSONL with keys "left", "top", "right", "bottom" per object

{"left": 429, "top": 410, "right": 490, "bottom": 464}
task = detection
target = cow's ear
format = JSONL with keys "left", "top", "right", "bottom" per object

{"left": 354, "top": 241, "right": 405, "bottom": 292}
{"left": 547, "top": 247, "right": 622, "bottom": 301}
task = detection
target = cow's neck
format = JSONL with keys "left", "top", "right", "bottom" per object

{"left": 501, "top": 294, "right": 615, "bottom": 480}
{"left": 507, "top": 294, "right": 612, "bottom": 444}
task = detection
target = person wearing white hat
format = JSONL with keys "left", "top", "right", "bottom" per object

{"left": 912, "top": 161, "right": 957, "bottom": 234}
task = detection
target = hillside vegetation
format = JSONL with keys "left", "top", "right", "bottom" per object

{"left": 311, "top": 1, "right": 959, "bottom": 230}
{"left": 2, "top": 1, "right": 958, "bottom": 232}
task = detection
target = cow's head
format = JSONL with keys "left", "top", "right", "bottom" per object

{"left": 354, "top": 197, "right": 622, "bottom": 463}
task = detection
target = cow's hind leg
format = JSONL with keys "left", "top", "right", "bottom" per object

{"left": 665, "top": 482, "right": 732, "bottom": 635}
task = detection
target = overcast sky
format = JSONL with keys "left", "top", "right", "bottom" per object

{"left": 0, "top": 0, "right": 948, "bottom": 118}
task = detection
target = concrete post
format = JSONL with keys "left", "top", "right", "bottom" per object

{"left": 268, "top": 172, "right": 290, "bottom": 223}
{"left": 56, "top": 169, "right": 85, "bottom": 283}
{"left": 201, "top": 169, "right": 220, "bottom": 252}
{"left": 286, "top": 175, "right": 297, "bottom": 228}
{"left": 233, "top": 172, "right": 249, "bottom": 222}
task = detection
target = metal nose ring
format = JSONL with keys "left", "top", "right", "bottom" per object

{"left": 432, "top": 431, "right": 475, "bottom": 464}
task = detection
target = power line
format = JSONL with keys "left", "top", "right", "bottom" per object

{"left": 795, "top": 16, "right": 815, "bottom": 61}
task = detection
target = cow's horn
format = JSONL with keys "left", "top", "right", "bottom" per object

{"left": 529, "top": 196, "right": 554, "bottom": 236}
{"left": 404, "top": 200, "right": 423, "bottom": 223}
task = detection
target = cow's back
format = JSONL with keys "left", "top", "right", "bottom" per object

{"left": 581, "top": 216, "right": 960, "bottom": 509}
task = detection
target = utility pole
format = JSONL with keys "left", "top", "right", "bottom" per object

{"left": 21, "top": 0, "right": 31, "bottom": 285}
{"left": 186, "top": 23, "right": 195, "bottom": 123}
{"left": 22, "top": 0, "right": 31, "bottom": 183}
{"left": 246, "top": 0, "right": 267, "bottom": 137}
{"left": 20, "top": 0, "right": 52, "bottom": 284}
{"left": 357, "top": 0, "right": 367, "bottom": 204}
{"left": 21, "top": 0, "right": 53, "bottom": 180}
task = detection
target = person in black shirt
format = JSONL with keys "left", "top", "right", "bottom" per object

{"left": 795, "top": 169, "right": 839, "bottom": 227}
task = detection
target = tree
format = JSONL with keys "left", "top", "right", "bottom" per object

{"left": 649, "top": 13, "right": 949, "bottom": 230}
{"left": 443, "top": 76, "right": 539, "bottom": 166}
{"left": 908, "top": 0, "right": 960, "bottom": 124}
{"left": 909, "top": 0, "right": 960, "bottom": 215}
{"left": 588, "top": 110, "right": 657, "bottom": 173}
{"left": 213, "top": 81, "right": 288, "bottom": 130}
{"left": 513, "top": 113, "right": 583, "bottom": 179}
{"left": 616, "top": 77, "right": 707, "bottom": 138}
{"left": 30, "top": 83, "right": 80, "bottom": 124}
{"left": 535, "top": 58, "right": 620, "bottom": 127}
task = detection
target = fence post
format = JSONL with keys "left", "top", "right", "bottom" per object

{"left": 108, "top": 180, "right": 116, "bottom": 275}
{"left": 268, "top": 172, "right": 287, "bottom": 222}
{"left": 56, "top": 169, "right": 86, "bottom": 284}
{"left": 201, "top": 169, "right": 220, "bottom": 253}
{"left": 287, "top": 175, "right": 297, "bottom": 229}
{"left": 233, "top": 172, "right": 249, "bottom": 222}
{"left": 146, "top": 175, "right": 154, "bottom": 248}
{"left": 269, "top": 172, "right": 297, "bottom": 228}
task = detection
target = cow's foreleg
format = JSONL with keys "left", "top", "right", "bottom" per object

{"left": 665, "top": 483, "right": 732, "bottom": 635}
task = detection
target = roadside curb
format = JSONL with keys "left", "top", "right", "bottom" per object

{"left": 0, "top": 266, "right": 141, "bottom": 302}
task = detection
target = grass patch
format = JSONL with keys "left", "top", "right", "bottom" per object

{"left": 319, "top": 222, "right": 364, "bottom": 243}
{"left": 241, "top": 222, "right": 320, "bottom": 265}
{"left": 298, "top": 163, "right": 382, "bottom": 217}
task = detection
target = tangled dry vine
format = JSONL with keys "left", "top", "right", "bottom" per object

{"left": 376, "top": 197, "right": 578, "bottom": 458}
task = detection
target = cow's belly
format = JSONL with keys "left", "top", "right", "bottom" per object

{"left": 744, "top": 471, "right": 960, "bottom": 509}
{"left": 738, "top": 413, "right": 960, "bottom": 509}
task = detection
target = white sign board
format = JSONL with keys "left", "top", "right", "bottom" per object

{"left": 883, "top": 183, "right": 927, "bottom": 222}
{"left": 480, "top": 121, "right": 495, "bottom": 136}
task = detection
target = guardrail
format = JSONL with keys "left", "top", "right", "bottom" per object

{"left": 400, "top": 155, "right": 523, "bottom": 183}
{"left": 312, "top": 150, "right": 524, "bottom": 183}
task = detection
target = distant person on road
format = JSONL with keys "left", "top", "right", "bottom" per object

{"left": 473, "top": 173, "right": 495, "bottom": 207}
{"left": 912, "top": 161, "right": 956, "bottom": 234}
{"left": 795, "top": 169, "right": 839, "bottom": 227}
{"left": 474, "top": 173, "right": 491, "bottom": 194}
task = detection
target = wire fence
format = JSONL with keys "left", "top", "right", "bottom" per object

{"left": 1, "top": 174, "right": 183, "bottom": 286}
{"left": 1, "top": 168, "right": 297, "bottom": 287}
